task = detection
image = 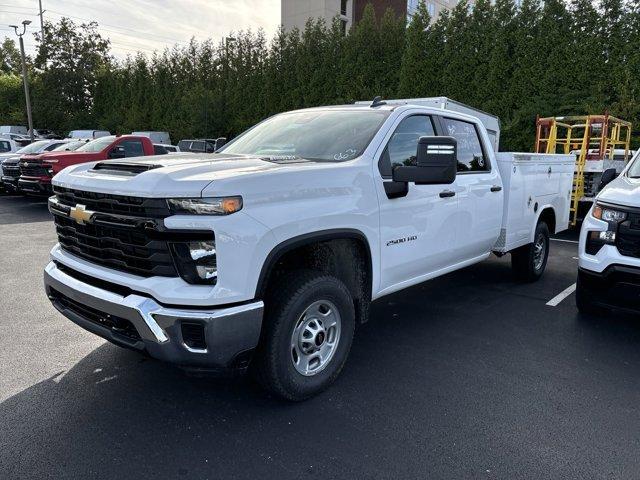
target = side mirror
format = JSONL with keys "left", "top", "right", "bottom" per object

{"left": 392, "top": 136, "right": 457, "bottom": 185}
{"left": 109, "top": 146, "right": 126, "bottom": 159}
{"left": 599, "top": 168, "right": 617, "bottom": 190}
{"left": 214, "top": 137, "right": 227, "bottom": 151}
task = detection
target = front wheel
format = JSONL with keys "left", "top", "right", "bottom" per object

{"left": 253, "top": 271, "right": 355, "bottom": 401}
{"left": 511, "top": 221, "right": 550, "bottom": 282}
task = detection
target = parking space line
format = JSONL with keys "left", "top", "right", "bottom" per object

{"left": 551, "top": 238, "right": 579, "bottom": 244}
{"left": 546, "top": 283, "right": 577, "bottom": 306}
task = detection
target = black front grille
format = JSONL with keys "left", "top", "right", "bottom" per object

{"left": 54, "top": 214, "right": 178, "bottom": 277}
{"left": 2, "top": 164, "right": 20, "bottom": 178}
{"left": 617, "top": 212, "right": 640, "bottom": 258}
{"left": 20, "top": 163, "right": 49, "bottom": 177}
{"left": 53, "top": 186, "right": 171, "bottom": 217}
{"left": 50, "top": 288, "right": 141, "bottom": 341}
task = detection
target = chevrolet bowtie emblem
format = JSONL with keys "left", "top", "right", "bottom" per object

{"left": 69, "top": 204, "right": 94, "bottom": 225}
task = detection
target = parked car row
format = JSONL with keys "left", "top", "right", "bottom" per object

{"left": 0, "top": 127, "right": 230, "bottom": 195}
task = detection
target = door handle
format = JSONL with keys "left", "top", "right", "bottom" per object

{"left": 439, "top": 190, "right": 455, "bottom": 198}
{"left": 490, "top": 185, "right": 502, "bottom": 192}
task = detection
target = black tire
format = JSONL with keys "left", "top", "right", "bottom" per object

{"left": 575, "top": 275, "right": 609, "bottom": 317}
{"left": 511, "top": 221, "right": 550, "bottom": 282}
{"left": 253, "top": 270, "right": 355, "bottom": 401}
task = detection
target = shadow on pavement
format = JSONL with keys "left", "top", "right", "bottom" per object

{"left": 0, "top": 194, "right": 51, "bottom": 225}
{"left": 3, "top": 260, "right": 640, "bottom": 479}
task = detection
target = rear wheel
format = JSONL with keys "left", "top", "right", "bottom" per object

{"left": 254, "top": 271, "right": 355, "bottom": 401}
{"left": 512, "top": 221, "right": 550, "bottom": 282}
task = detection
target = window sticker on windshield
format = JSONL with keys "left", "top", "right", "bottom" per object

{"left": 334, "top": 148, "right": 357, "bottom": 161}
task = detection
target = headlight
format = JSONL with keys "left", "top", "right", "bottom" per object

{"left": 592, "top": 204, "right": 627, "bottom": 222}
{"left": 168, "top": 197, "right": 242, "bottom": 215}
{"left": 170, "top": 239, "right": 217, "bottom": 284}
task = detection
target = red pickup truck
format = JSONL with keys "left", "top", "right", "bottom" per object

{"left": 18, "top": 135, "right": 162, "bottom": 195}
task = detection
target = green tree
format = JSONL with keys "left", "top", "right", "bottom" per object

{"left": 32, "top": 18, "right": 111, "bottom": 132}
{"left": 398, "top": 0, "right": 432, "bottom": 97}
{"left": 0, "top": 37, "right": 24, "bottom": 75}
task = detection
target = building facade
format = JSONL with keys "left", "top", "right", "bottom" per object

{"left": 281, "top": 0, "right": 354, "bottom": 34}
{"left": 282, "top": 0, "right": 457, "bottom": 33}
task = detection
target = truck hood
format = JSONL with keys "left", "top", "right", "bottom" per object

{"left": 597, "top": 174, "right": 640, "bottom": 209}
{"left": 52, "top": 153, "right": 310, "bottom": 198}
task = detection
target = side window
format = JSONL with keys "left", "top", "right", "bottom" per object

{"left": 441, "top": 117, "right": 488, "bottom": 172}
{"left": 44, "top": 143, "right": 63, "bottom": 151}
{"left": 120, "top": 140, "right": 145, "bottom": 157}
{"left": 192, "top": 141, "right": 205, "bottom": 152}
{"left": 379, "top": 115, "right": 435, "bottom": 178}
{"left": 0, "top": 141, "right": 10, "bottom": 153}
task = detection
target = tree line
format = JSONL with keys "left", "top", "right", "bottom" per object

{"left": 0, "top": 0, "right": 638, "bottom": 151}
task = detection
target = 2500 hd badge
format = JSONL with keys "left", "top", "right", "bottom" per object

{"left": 386, "top": 235, "right": 418, "bottom": 247}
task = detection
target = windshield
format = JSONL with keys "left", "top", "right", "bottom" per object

{"left": 52, "top": 141, "right": 86, "bottom": 152}
{"left": 76, "top": 136, "right": 115, "bottom": 153}
{"left": 626, "top": 150, "right": 640, "bottom": 178}
{"left": 221, "top": 110, "right": 390, "bottom": 162}
{"left": 16, "top": 140, "right": 51, "bottom": 154}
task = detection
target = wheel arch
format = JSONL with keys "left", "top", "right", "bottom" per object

{"left": 255, "top": 229, "right": 374, "bottom": 323}
{"left": 533, "top": 205, "right": 557, "bottom": 240}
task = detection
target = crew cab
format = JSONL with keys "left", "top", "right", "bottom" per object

{"left": 19, "top": 135, "right": 159, "bottom": 195}
{"left": 577, "top": 149, "right": 640, "bottom": 314}
{"left": 44, "top": 98, "right": 573, "bottom": 401}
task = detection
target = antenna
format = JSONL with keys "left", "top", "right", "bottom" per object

{"left": 371, "top": 96, "right": 386, "bottom": 108}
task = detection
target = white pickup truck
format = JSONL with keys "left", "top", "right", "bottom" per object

{"left": 577, "top": 149, "right": 640, "bottom": 314}
{"left": 44, "top": 98, "right": 573, "bottom": 400}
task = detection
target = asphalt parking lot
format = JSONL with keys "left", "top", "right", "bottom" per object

{"left": 1, "top": 194, "right": 639, "bottom": 480}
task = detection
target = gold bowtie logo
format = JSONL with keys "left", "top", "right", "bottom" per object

{"left": 69, "top": 204, "right": 94, "bottom": 225}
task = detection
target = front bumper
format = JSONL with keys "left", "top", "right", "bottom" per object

{"left": 579, "top": 265, "right": 640, "bottom": 313}
{"left": 44, "top": 261, "right": 264, "bottom": 372}
{"left": 19, "top": 177, "right": 52, "bottom": 195}
{"left": 1, "top": 175, "right": 20, "bottom": 192}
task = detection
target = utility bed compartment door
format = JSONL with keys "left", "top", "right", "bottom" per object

{"left": 494, "top": 153, "right": 574, "bottom": 253}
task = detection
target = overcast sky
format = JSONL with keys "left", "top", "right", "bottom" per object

{"left": 0, "top": 0, "right": 280, "bottom": 58}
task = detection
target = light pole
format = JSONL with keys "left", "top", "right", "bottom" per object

{"left": 10, "top": 20, "right": 34, "bottom": 141}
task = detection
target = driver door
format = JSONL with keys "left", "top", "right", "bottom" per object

{"left": 375, "top": 113, "right": 459, "bottom": 294}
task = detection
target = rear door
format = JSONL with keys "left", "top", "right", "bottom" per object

{"left": 437, "top": 116, "right": 503, "bottom": 259}
{"left": 375, "top": 112, "right": 459, "bottom": 293}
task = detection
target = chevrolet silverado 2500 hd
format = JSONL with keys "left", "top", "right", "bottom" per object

{"left": 44, "top": 98, "right": 573, "bottom": 400}
{"left": 577, "top": 149, "right": 640, "bottom": 314}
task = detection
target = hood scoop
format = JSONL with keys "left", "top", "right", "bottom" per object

{"left": 92, "top": 162, "right": 161, "bottom": 176}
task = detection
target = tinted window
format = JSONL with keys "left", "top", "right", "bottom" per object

{"left": 153, "top": 145, "right": 168, "bottom": 155}
{"left": 191, "top": 141, "right": 206, "bottom": 152}
{"left": 178, "top": 140, "right": 191, "bottom": 150}
{"left": 441, "top": 117, "right": 487, "bottom": 172}
{"left": 379, "top": 115, "right": 435, "bottom": 178}
{"left": 0, "top": 141, "right": 10, "bottom": 153}
{"left": 120, "top": 140, "right": 145, "bottom": 157}
{"left": 44, "top": 142, "right": 66, "bottom": 151}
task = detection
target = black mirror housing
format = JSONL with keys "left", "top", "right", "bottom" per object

{"left": 392, "top": 136, "right": 457, "bottom": 185}
{"left": 599, "top": 168, "right": 617, "bottom": 190}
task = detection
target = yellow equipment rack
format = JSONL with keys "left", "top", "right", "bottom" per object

{"left": 534, "top": 114, "right": 633, "bottom": 226}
